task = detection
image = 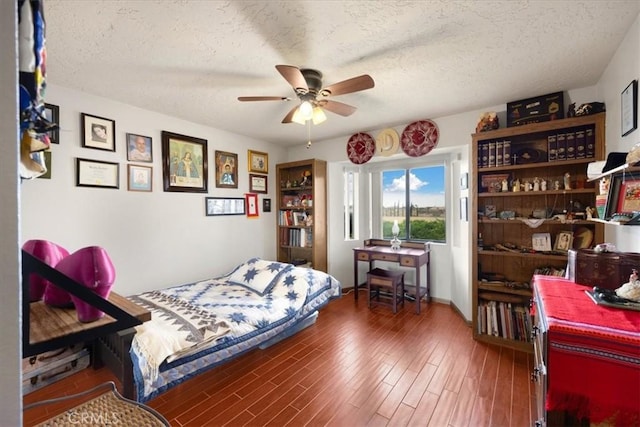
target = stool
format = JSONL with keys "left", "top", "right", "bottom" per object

{"left": 366, "top": 268, "right": 405, "bottom": 313}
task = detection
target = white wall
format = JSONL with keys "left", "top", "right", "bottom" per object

{"left": 0, "top": 1, "right": 21, "bottom": 425}
{"left": 20, "top": 84, "right": 287, "bottom": 296}
{"left": 598, "top": 14, "right": 640, "bottom": 252}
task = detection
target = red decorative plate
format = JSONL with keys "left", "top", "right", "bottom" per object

{"left": 400, "top": 120, "right": 439, "bottom": 157}
{"left": 347, "top": 132, "right": 376, "bottom": 164}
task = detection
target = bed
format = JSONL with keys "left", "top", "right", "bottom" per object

{"left": 94, "top": 258, "right": 341, "bottom": 403}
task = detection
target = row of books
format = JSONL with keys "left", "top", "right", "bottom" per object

{"left": 477, "top": 300, "right": 532, "bottom": 342}
{"left": 547, "top": 127, "right": 595, "bottom": 161}
{"left": 478, "top": 140, "right": 512, "bottom": 168}
{"left": 280, "top": 227, "right": 312, "bottom": 248}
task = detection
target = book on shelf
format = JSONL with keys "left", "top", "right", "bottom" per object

{"left": 503, "top": 140, "right": 512, "bottom": 166}
{"left": 477, "top": 299, "right": 532, "bottom": 342}
{"left": 495, "top": 140, "right": 504, "bottom": 166}
{"left": 586, "top": 127, "right": 595, "bottom": 157}
{"left": 566, "top": 131, "right": 576, "bottom": 160}
{"left": 556, "top": 133, "right": 566, "bottom": 161}
{"left": 575, "top": 128, "right": 586, "bottom": 159}
{"left": 547, "top": 134, "right": 557, "bottom": 162}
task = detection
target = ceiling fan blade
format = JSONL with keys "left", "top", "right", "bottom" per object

{"left": 281, "top": 105, "right": 299, "bottom": 123}
{"left": 238, "top": 96, "right": 291, "bottom": 102}
{"left": 276, "top": 65, "right": 308, "bottom": 92}
{"left": 318, "top": 100, "right": 357, "bottom": 116}
{"left": 321, "top": 74, "right": 374, "bottom": 97}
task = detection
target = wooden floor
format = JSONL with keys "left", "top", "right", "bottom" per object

{"left": 23, "top": 290, "right": 535, "bottom": 426}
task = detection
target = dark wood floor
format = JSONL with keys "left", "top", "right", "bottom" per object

{"left": 23, "top": 291, "right": 535, "bottom": 426}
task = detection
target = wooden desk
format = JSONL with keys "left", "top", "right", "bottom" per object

{"left": 353, "top": 239, "right": 430, "bottom": 314}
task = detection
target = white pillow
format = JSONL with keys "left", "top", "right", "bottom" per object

{"left": 227, "top": 258, "right": 292, "bottom": 295}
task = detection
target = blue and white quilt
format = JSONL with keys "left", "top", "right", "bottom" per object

{"left": 129, "top": 258, "right": 341, "bottom": 402}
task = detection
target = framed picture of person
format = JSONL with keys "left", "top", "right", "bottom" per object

{"left": 81, "top": 113, "right": 116, "bottom": 151}
{"left": 127, "top": 164, "right": 152, "bottom": 192}
{"left": 553, "top": 231, "right": 573, "bottom": 252}
{"left": 126, "top": 133, "right": 153, "bottom": 163}
{"left": 215, "top": 150, "right": 238, "bottom": 189}
{"left": 161, "top": 130, "right": 208, "bottom": 193}
{"left": 248, "top": 150, "right": 268, "bottom": 173}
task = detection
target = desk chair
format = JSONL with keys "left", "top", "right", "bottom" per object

{"left": 366, "top": 268, "right": 405, "bottom": 313}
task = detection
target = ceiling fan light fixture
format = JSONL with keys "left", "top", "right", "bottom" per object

{"left": 299, "top": 100, "right": 314, "bottom": 119}
{"left": 312, "top": 107, "right": 327, "bottom": 125}
{"left": 291, "top": 108, "right": 306, "bottom": 125}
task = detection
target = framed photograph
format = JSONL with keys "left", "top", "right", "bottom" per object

{"left": 248, "top": 150, "right": 268, "bottom": 173}
{"left": 460, "top": 172, "right": 468, "bottom": 190}
{"left": 621, "top": 79, "right": 638, "bottom": 137}
{"left": 480, "top": 173, "right": 510, "bottom": 193}
{"left": 532, "top": 233, "right": 552, "bottom": 252}
{"left": 76, "top": 158, "right": 119, "bottom": 189}
{"left": 615, "top": 175, "right": 640, "bottom": 214}
{"left": 215, "top": 150, "right": 238, "bottom": 189}
{"left": 81, "top": 113, "right": 115, "bottom": 151}
{"left": 553, "top": 231, "right": 573, "bottom": 252}
{"left": 127, "top": 164, "right": 152, "bottom": 192}
{"left": 249, "top": 173, "right": 268, "bottom": 194}
{"left": 205, "top": 197, "right": 245, "bottom": 216}
{"left": 126, "top": 133, "right": 153, "bottom": 162}
{"left": 44, "top": 103, "right": 59, "bottom": 144}
{"left": 246, "top": 193, "right": 259, "bottom": 217}
{"left": 161, "top": 131, "right": 207, "bottom": 193}
{"left": 263, "top": 198, "right": 271, "bottom": 213}
{"left": 460, "top": 197, "right": 468, "bottom": 221}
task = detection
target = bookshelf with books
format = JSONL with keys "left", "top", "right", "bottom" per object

{"left": 471, "top": 113, "right": 606, "bottom": 353}
{"left": 276, "top": 159, "right": 327, "bottom": 272}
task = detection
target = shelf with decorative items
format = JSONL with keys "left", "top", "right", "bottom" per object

{"left": 471, "top": 112, "right": 606, "bottom": 353}
{"left": 276, "top": 159, "right": 327, "bottom": 272}
{"left": 586, "top": 163, "right": 640, "bottom": 225}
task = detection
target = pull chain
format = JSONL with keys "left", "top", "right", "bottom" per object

{"left": 306, "top": 120, "right": 312, "bottom": 149}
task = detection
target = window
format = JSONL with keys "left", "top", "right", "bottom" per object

{"left": 381, "top": 165, "right": 446, "bottom": 242}
{"left": 344, "top": 169, "right": 359, "bottom": 240}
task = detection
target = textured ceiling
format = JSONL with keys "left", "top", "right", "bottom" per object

{"left": 44, "top": 1, "right": 640, "bottom": 147}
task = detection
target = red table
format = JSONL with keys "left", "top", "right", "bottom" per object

{"left": 534, "top": 276, "right": 640, "bottom": 425}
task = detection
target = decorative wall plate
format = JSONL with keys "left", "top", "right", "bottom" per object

{"left": 347, "top": 132, "right": 376, "bottom": 164}
{"left": 400, "top": 119, "right": 439, "bottom": 157}
{"left": 376, "top": 128, "right": 399, "bottom": 156}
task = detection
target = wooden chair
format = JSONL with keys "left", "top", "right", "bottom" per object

{"left": 366, "top": 268, "right": 405, "bottom": 313}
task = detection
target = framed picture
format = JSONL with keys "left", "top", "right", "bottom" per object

{"left": 249, "top": 173, "right": 268, "bottom": 194}
{"left": 215, "top": 150, "right": 238, "bottom": 189}
{"left": 127, "top": 164, "right": 152, "bottom": 192}
{"left": 460, "top": 172, "right": 468, "bottom": 190}
{"left": 248, "top": 150, "right": 268, "bottom": 173}
{"left": 76, "top": 158, "right": 119, "bottom": 189}
{"left": 44, "top": 103, "right": 59, "bottom": 144}
{"left": 205, "top": 197, "right": 245, "bottom": 216}
{"left": 615, "top": 175, "right": 640, "bottom": 214}
{"left": 126, "top": 133, "right": 153, "bottom": 162}
{"left": 263, "top": 198, "right": 271, "bottom": 213}
{"left": 459, "top": 197, "right": 468, "bottom": 221}
{"left": 553, "top": 231, "right": 573, "bottom": 252}
{"left": 161, "top": 131, "right": 207, "bottom": 193}
{"left": 532, "top": 233, "right": 552, "bottom": 252}
{"left": 621, "top": 79, "right": 638, "bottom": 137}
{"left": 246, "top": 193, "right": 259, "bottom": 217}
{"left": 81, "top": 113, "right": 115, "bottom": 151}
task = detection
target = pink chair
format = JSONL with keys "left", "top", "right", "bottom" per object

{"left": 55, "top": 246, "right": 116, "bottom": 323}
{"left": 22, "top": 239, "right": 69, "bottom": 302}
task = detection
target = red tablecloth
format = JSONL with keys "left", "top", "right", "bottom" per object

{"left": 533, "top": 275, "right": 640, "bottom": 425}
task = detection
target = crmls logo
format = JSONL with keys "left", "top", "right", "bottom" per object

{"left": 66, "top": 410, "right": 121, "bottom": 425}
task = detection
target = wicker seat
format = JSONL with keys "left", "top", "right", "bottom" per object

{"left": 366, "top": 268, "right": 405, "bottom": 313}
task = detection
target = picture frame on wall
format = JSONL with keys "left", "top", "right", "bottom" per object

{"left": 215, "top": 150, "right": 238, "bottom": 189}
{"left": 44, "top": 103, "right": 59, "bottom": 144}
{"left": 248, "top": 150, "right": 268, "bottom": 173}
{"left": 81, "top": 113, "right": 116, "bottom": 151}
{"left": 246, "top": 193, "right": 259, "bottom": 217}
{"left": 76, "top": 158, "right": 119, "bottom": 189}
{"left": 621, "top": 79, "right": 638, "bottom": 137}
{"left": 249, "top": 173, "right": 268, "bottom": 194}
{"left": 263, "top": 198, "right": 271, "bottom": 213}
{"left": 161, "top": 130, "right": 208, "bottom": 193}
{"left": 126, "top": 133, "right": 153, "bottom": 162}
{"left": 127, "top": 164, "right": 152, "bottom": 192}
{"left": 205, "top": 197, "right": 245, "bottom": 216}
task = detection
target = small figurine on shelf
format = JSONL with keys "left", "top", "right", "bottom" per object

{"left": 501, "top": 178, "right": 509, "bottom": 192}
{"left": 301, "top": 194, "right": 308, "bottom": 207}
{"left": 541, "top": 179, "right": 548, "bottom": 191}
{"left": 533, "top": 177, "right": 540, "bottom": 192}
{"left": 475, "top": 112, "right": 499, "bottom": 133}
{"left": 286, "top": 179, "right": 291, "bottom": 188}
{"left": 523, "top": 180, "right": 531, "bottom": 192}
{"left": 554, "top": 180, "right": 561, "bottom": 190}
{"left": 512, "top": 178, "right": 521, "bottom": 192}
{"left": 564, "top": 172, "right": 571, "bottom": 190}
{"left": 300, "top": 170, "right": 312, "bottom": 186}
{"left": 586, "top": 206, "right": 595, "bottom": 220}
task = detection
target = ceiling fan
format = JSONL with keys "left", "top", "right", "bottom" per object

{"left": 238, "top": 65, "right": 375, "bottom": 125}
